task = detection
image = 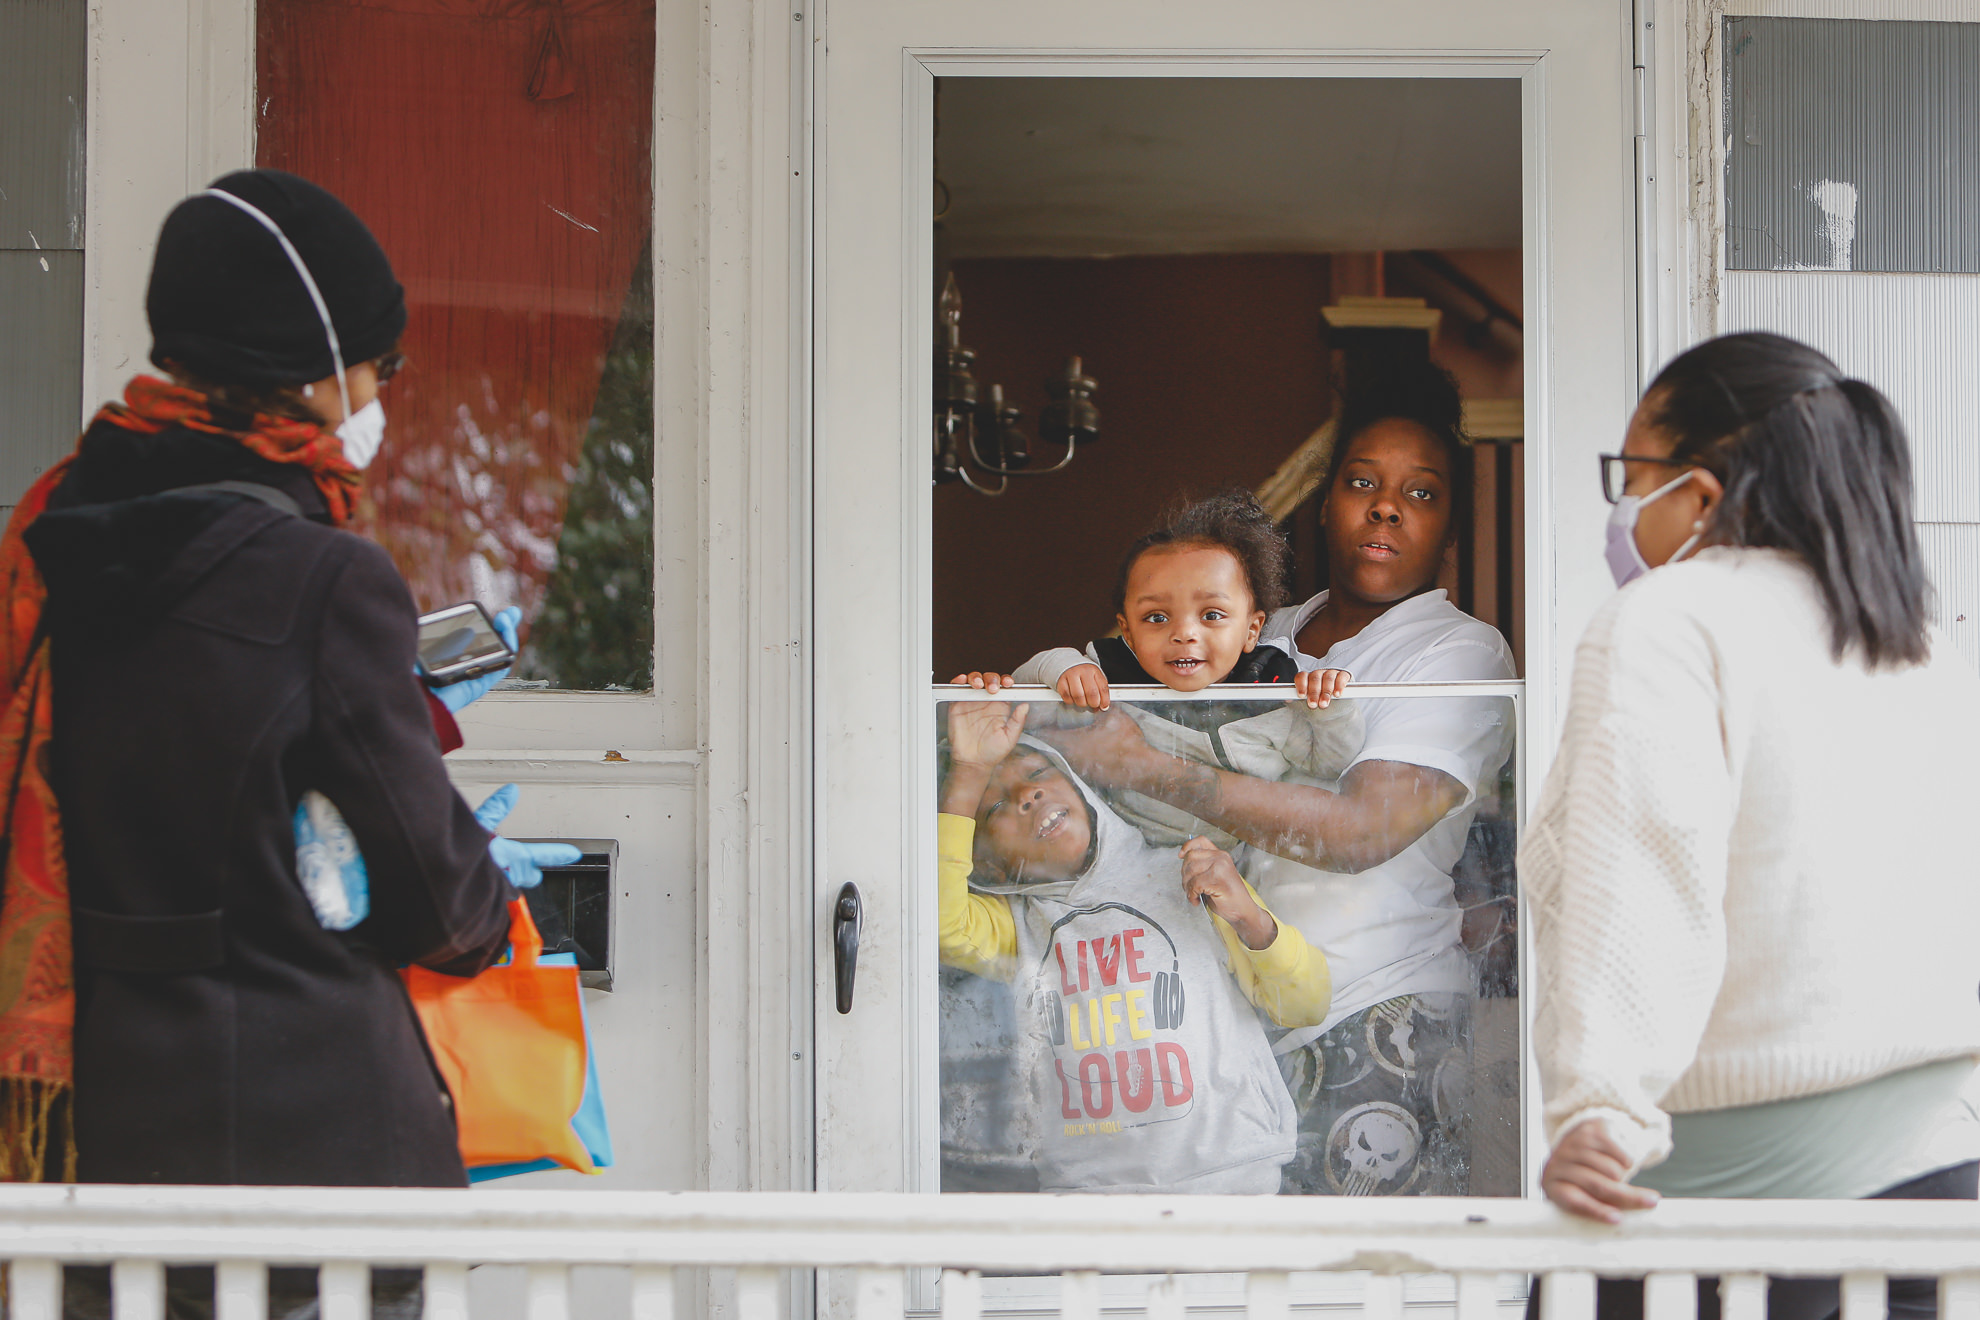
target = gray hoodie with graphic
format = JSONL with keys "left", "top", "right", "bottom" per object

{"left": 980, "top": 743, "right": 1298, "bottom": 1193}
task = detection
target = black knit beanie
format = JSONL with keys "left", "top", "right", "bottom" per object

{"left": 147, "top": 169, "right": 406, "bottom": 389}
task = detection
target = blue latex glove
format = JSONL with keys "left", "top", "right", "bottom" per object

{"left": 473, "top": 783, "right": 582, "bottom": 890}
{"left": 432, "top": 606, "right": 522, "bottom": 714}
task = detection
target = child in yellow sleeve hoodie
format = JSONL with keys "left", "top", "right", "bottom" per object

{"left": 940, "top": 700, "right": 1330, "bottom": 1192}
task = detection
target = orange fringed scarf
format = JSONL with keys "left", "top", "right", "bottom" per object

{"left": 0, "top": 461, "right": 77, "bottom": 1181}
{"left": 102, "top": 376, "right": 364, "bottom": 525}
{"left": 0, "top": 376, "right": 360, "bottom": 1180}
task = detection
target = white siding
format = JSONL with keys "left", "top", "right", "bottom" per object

{"left": 1918, "top": 523, "right": 1980, "bottom": 670}
{"left": 1724, "top": 271, "right": 1980, "bottom": 520}
{"left": 1724, "top": 270, "right": 1980, "bottom": 668}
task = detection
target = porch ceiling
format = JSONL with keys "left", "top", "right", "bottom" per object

{"left": 938, "top": 76, "right": 1523, "bottom": 259}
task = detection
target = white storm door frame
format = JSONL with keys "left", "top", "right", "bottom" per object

{"left": 813, "top": 2, "right": 1638, "bottom": 1201}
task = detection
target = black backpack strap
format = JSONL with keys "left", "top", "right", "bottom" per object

{"left": 1226, "top": 644, "right": 1300, "bottom": 685}
{"left": 170, "top": 480, "right": 302, "bottom": 519}
{"left": 1089, "top": 636, "right": 1163, "bottom": 685}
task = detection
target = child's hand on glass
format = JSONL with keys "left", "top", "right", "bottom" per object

{"left": 1179, "top": 836, "right": 1277, "bottom": 950}
{"left": 946, "top": 700, "right": 1029, "bottom": 770}
{"left": 1056, "top": 662, "right": 1110, "bottom": 711}
{"left": 949, "top": 671, "right": 1017, "bottom": 693}
{"left": 941, "top": 701, "right": 1029, "bottom": 817}
{"left": 1293, "top": 666, "right": 1352, "bottom": 709}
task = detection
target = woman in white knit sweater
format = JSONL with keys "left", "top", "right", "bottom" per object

{"left": 1525, "top": 332, "right": 1980, "bottom": 1320}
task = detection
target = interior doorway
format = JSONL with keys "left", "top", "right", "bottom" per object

{"left": 929, "top": 76, "right": 1526, "bottom": 681}
{"left": 926, "top": 75, "right": 1528, "bottom": 1207}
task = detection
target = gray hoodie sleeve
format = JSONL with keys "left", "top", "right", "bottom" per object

{"left": 1013, "top": 644, "right": 1101, "bottom": 689}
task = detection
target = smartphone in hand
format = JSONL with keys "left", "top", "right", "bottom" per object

{"left": 416, "top": 602, "right": 516, "bottom": 687}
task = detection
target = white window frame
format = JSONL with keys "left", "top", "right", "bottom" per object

{"left": 79, "top": 0, "right": 817, "bottom": 1198}
{"left": 79, "top": 0, "right": 700, "bottom": 755}
{"left": 811, "top": 18, "right": 1631, "bottom": 1226}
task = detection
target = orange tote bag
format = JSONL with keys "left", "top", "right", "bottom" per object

{"left": 402, "top": 898, "right": 597, "bottom": 1174}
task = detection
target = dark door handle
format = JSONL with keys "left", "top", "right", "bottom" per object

{"left": 833, "top": 882, "right": 862, "bottom": 1014}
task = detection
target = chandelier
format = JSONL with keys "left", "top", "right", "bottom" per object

{"left": 933, "top": 272, "right": 1100, "bottom": 495}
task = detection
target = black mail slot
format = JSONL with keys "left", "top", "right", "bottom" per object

{"left": 518, "top": 839, "right": 617, "bottom": 992}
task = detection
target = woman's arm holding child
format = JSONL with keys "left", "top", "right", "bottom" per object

{"left": 937, "top": 702, "right": 1030, "bottom": 980}
{"left": 1041, "top": 708, "right": 1461, "bottom": 873}
{"left": 1179, "top": 837, "right": 1331, "bottom": 1029}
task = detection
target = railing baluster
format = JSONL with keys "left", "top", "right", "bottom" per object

{"left": 1059, "top": 1270, "right": 1101, "bottom": 1320}
{"left": 1364, "top": 1273, "right": 1405, "bottom": 1320}
{"left": 526, "top": 1263, "right": 572, "bottom": 1320}
{"left": 319, "top": 1262, "right": 368, "bottom": 1320}
{"left": 216, "top": 1260, "right": 268, "bottom": 1320}
{"left": 1248, "top": 1271, "right": 1290, "bottom": 1320}
{"left": 1456, "top": 1271, "right": 1499, "bottom": 1320}
{"left": 10, "top": 1258, "right": 61, "bottom": 1320}
{"left": 853, "top": 1267, "right": 905, "bottom": 1320}
{"left": 939, "top": 1268, "right": 982, "bottom": 1320}
{"left": 424, "top": 1262, "right": 471, "bottom": 1320}
{"left": 1720, "top": 1274, "right": 1767, "bottom": 1320}
{"left": 1943, "top": 1272, "right": 1980, "bottom": 1320}
{"left": 630, "top": 1266, "right": 674, "bottom": 1320}
{"left": 1646, "top": 1272, "right": 1699, "bottom": 1320}
{"left": 1540, "top": 1271, "right": 1597, "bottom": 1320}
{"left": 111, "top": 1259, "right": 165, "bottom": 1320}
{"left": 1146, "top": 1274, "right": 1186, "bottom": 1320}
{"left": 737, "top": 1267, "right": 779, "bottom": 1320}
{"left": 1842, "top": 1273, "right": 1889, "bottom": 1320}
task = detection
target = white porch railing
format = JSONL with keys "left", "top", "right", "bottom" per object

{"left": 4, "top": 1187, "right": 1980, "bottom": 1320}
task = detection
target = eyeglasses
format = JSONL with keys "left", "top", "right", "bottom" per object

{"left": 373, "top": 351, "right": 405, "bottom": 384}
{"left": 1599, "top": 452, "right": 1693, "bottom": 505}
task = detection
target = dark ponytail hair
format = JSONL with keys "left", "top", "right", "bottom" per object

{"left": 1644, "top": 332, "right": 1931, "bottom": 668}
{"left": 1113, "top": 489, "right": 1293, "bottom": 616}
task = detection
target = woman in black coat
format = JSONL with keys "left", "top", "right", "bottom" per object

{"left": 6, "top": 170, "right": 538, "bottom": 1191}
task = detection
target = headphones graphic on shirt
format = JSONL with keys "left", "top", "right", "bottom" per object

{"left": 1039, "top": 900, "right": 1185, "bottom": 1043}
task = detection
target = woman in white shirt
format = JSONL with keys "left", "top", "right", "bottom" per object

{"left": 1526, "top": 332, "right": 1980, "bottom": 1320}
{"left": 1041, "top": 363, "right": 1516, "bottom": 1195}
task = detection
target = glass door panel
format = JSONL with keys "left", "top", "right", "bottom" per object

{"left": 935, "top": 686, "right": 1522, "bottom": 1202}
{"left": 812, "top": 0, "right": 1634, "bottom": 1215}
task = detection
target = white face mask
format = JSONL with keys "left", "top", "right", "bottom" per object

{"left": 336, "top": 398, "right": 387, "bottom": 469}
{"left": 202, "top": 188, "right": 385, "bottom": 468}
{"left": 1605, "top": 468, "right": 1704, "bottom": 588}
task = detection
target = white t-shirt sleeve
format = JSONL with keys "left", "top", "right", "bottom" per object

{"left": 1348, "top": 636, "right": 1516, "bottom": 798}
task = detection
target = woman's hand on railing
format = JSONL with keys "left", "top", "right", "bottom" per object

{"left": 1542, "top": 1119, "right": 1660, "bottom": 1225}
